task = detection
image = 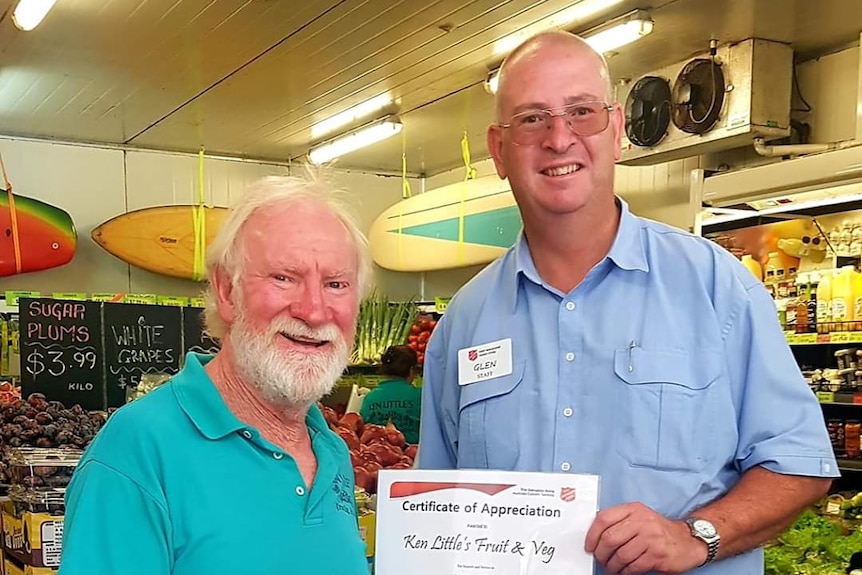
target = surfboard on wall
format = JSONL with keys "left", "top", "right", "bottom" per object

{"left": 368, "top": 174, "right": 522, "bottom": 272}
{"left": 0, "top": 190, "right": 77, "bottom": 277}
{"left": 91, "top": 205, "right": 228, "bottom": 281}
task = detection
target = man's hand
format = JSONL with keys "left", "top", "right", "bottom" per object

{"left": 585, "top": 502, "right": 707, "bottom": 575}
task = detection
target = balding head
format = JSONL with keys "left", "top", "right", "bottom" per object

{"left": 495, "top": 31, "right": 614, "bottom": 121}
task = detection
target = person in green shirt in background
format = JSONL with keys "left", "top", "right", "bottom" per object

{"left": 360, "top": 345, "right": 422, "bottom": 444}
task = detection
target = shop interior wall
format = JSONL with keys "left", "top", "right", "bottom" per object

{"left": 0, "top": 137, "right": 421, "bottom": 301}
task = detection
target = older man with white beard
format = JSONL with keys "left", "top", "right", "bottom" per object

{"left": 58, "top": 173, "right": 372, "bottom": 575}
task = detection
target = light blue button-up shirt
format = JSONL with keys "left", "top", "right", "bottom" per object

{"left": 418, "top": 199, "right": 838, "bottom": 575}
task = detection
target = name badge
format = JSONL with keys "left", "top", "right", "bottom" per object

{"left": 457, "top": 338, "right": 513, "bottom": 386}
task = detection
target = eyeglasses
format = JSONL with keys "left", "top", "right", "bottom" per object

{"left": 498, "top": 101, "right": 614, "bottom": 145}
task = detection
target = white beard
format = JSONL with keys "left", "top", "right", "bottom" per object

{"left": 231, "top": 312, "right": 349, "bottom": 408}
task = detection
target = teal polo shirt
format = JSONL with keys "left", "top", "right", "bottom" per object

{"left": 359, "top": 378, "right": 422, "bottom": 444}
{"left": 58, "top": 353, "right": 368, "bottom": 575}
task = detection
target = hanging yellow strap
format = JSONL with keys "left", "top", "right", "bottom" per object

{"left": 401, "top": 151, "right": 412, "bottom": 200}
{"left": 0, "top": 156, "right": 21, "bottom": 274}
{"left": 191, "top": 149, "right": 207, "bottom": 282}
{"left": 461, "top": 132, "right": 478, "bottom": 182}
{"left": 398, "top": 151, "right": 412, "bottom": 268}
{"left": 457, "top": 133, "right": 477, "bottom": 265}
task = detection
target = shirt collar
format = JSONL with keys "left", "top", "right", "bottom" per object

{"left": 173, "top": 352, "right": 330, "bottom": 440}
{"left": 509, "top": 197, "right": 649, "bottom": 311}
{"left": 173, "top": 352, "right": 246, "bottom": 440}
{"left": 608, "top": 197, "right": 649, "bottom": 274}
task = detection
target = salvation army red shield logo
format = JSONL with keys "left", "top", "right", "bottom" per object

{"left": 468, "top": 349, "right": 478, "bottom": 361}
{"left": 560, "top": 487, "right": 576, "bottom": 502}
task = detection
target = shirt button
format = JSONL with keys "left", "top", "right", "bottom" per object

{"left": 565, "top": 302, "right": 576, "bottom": 311}
{"left": 563, "top": 407, "right": 573, "bottom": 417}
{"left": 273, "top": 452, "right": 283, "bottom": 460}
{"left": 296, "top": 486, "right": 305, "bottom": 496}
{"left": 565, "top": 352, "right": 575, "bottom": 362}
{"left": 241, "top": 430, "right": 252, "bottom": 439}
{"left": 561, "top": 462, "right": 571, "bottom": 472}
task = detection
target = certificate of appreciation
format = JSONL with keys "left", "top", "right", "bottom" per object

{"left": 375, "top": 469, "right": 600, "bottom": 575}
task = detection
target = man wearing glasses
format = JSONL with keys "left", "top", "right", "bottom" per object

{"left": 417, "top": 31, "right": 837, "bottom": 575}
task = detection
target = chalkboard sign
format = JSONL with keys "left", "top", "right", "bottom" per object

{"left": 182, "top": 307, "right": 221, "bottom": 358}
{"left": 19, "top": 298, "right": 105, "bottom": 411}
{"left": 103, "top": 302, "right": 182, "bottom": 408}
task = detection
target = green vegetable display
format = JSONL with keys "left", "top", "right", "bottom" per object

{"left": 350, "top": 292, "right": 417, "bottom": 366}
{"left": 765, "top": 509, "right": 862, "bottom": 574}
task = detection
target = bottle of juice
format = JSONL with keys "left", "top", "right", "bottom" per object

{"left": 817, "top": 270, "right": 833, "bottom": 334}
{"left": 764, "top": 252, "right": 782, "bottom": 297}
{"left": 854, "top": 268, "right": 862, "bottom": 331}
{"left": 832, "top": 266, "right": 854, "bottom": 333}
{"left": 785, "top": 283, "right": 797, "bottom": 332}
{"left": 808, "top": 273, "right": 819, "bottom": 333}
{"left": 796, "top": 274, "right": 809, "bottom": 334}
{"left": 741, "top": 254, "right": 763, "bottom": 282}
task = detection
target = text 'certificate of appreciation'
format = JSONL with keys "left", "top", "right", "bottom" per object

{"left": 375, "top": 469, "right": 600, "bottom": 575}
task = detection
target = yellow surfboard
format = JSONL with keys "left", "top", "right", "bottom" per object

{"left": 369, "top": 175, "right": 521, "bottom": 272}
{"left": 91, "top": 205, "right": 228, "bottom": 281}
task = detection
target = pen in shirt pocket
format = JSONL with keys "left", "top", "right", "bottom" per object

{"left": 628, "top": 340, "right": 637, "bottom": 372}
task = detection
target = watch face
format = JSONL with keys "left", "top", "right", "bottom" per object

{"left": 694, "top": 520, "right": 717, "bottom": 537}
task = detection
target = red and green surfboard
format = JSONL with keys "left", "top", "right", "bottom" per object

{"left": 0, "top": 190, "right": 77, "bottom": 276}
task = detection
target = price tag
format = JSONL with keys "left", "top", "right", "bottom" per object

{"left": 798, "top": 334, "right": 818, "bottom": 344}
{"left": 853, "top": 393, "right": 862, "bottom": 405}
{"left": 434, "top": 297, "right": 450, "bottom": 314}
{"left": 124, "top": 294, "right": 158, "bottom": 305}
{"left": 832, "top": 332, "right": 852, "bottom": 344}
{"left": 189, "top": 297, "right": 206, "bottom": 308}
{"left": 157, "top": 296, "right": 189, "bottom": 307}
{"left": 826, "top": 501, "right": 843, "bottom": 516}
{"left": 850, "top": 332, "right": 862, "bottom": 343}
{"left": 51, "top": 293, "right": 87, "bottom": 301}
{"left": 5, "top": 291, "right": 39, "bottom": 307}
{"left": 817, "top": 333, "right": 832, "bottom": 344}
{"left": 91, "top": 293, "right": 124, "bottom": 302}
{"left": 818, "top": 391, "right": 836, "bottom": 403}
{"left": 786, "top": 334, "right": 801, "bottom": 345}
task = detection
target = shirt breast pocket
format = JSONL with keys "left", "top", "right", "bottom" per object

{"left": 614, "top": 348, "right": 722, "bottom": 472}
{"left": 457, "top": 362, "right": 525, "bottom": 469}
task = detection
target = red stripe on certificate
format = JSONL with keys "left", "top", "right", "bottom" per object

{"left": 389, "top": 482, "right": 515, "bottom": 498}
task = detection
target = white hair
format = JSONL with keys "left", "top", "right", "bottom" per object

{"left": 202, "top": 166, "right": 372, "bottom": 340}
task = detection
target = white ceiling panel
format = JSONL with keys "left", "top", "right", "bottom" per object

{"left": 0, "top": 0, "right": 860, "bottom": 176}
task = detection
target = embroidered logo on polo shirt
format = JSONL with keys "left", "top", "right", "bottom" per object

{"left": 332, "top": 473, "right": 357, "bottom": 516}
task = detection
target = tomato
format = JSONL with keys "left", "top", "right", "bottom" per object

{"left": 418, "top": 342, "right": 427, "bottom": 352}
{"left": 408, "top": 334, "right": 418, "bottom": 344}
{"left": 410, "top": 324, "right": 421, "bottom": 335}
{"left": 428, "top": 320, "right": 437, "bottom": 330}
{"left": 417, "top": 352, "right": 425, "bottom": 364}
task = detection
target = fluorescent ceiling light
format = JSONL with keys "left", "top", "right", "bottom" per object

{"left": 493, "top": 0, "right": 624, "bottom": 57}
{"left": 584, "top": 13, "right": 654, "bottom": 54}
{"left": 308, "top": 117, "right": 402, "bottom": 164}
{"left": 311, "top": 93, "right": 393, "bottom": 139}
{"left": 486, "top": 10, "right": 654, "bottom": 94}
{"left": 12, "top": 0, "right": 57, "bottom": 31}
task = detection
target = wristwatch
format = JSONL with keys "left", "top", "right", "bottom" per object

{"left": 684, "top": 517, "right": 720, "bottom": 565}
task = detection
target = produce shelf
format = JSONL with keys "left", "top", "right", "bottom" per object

{"left": 838, "top": 458, "right": 862, "bottom": 472}
{"left": 786, "top": 331, "right": 862, "bottom": 345}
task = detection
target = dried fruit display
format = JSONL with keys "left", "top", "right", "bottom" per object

{"left": 0, "top": 393, "right": 106, "bottom": 487}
